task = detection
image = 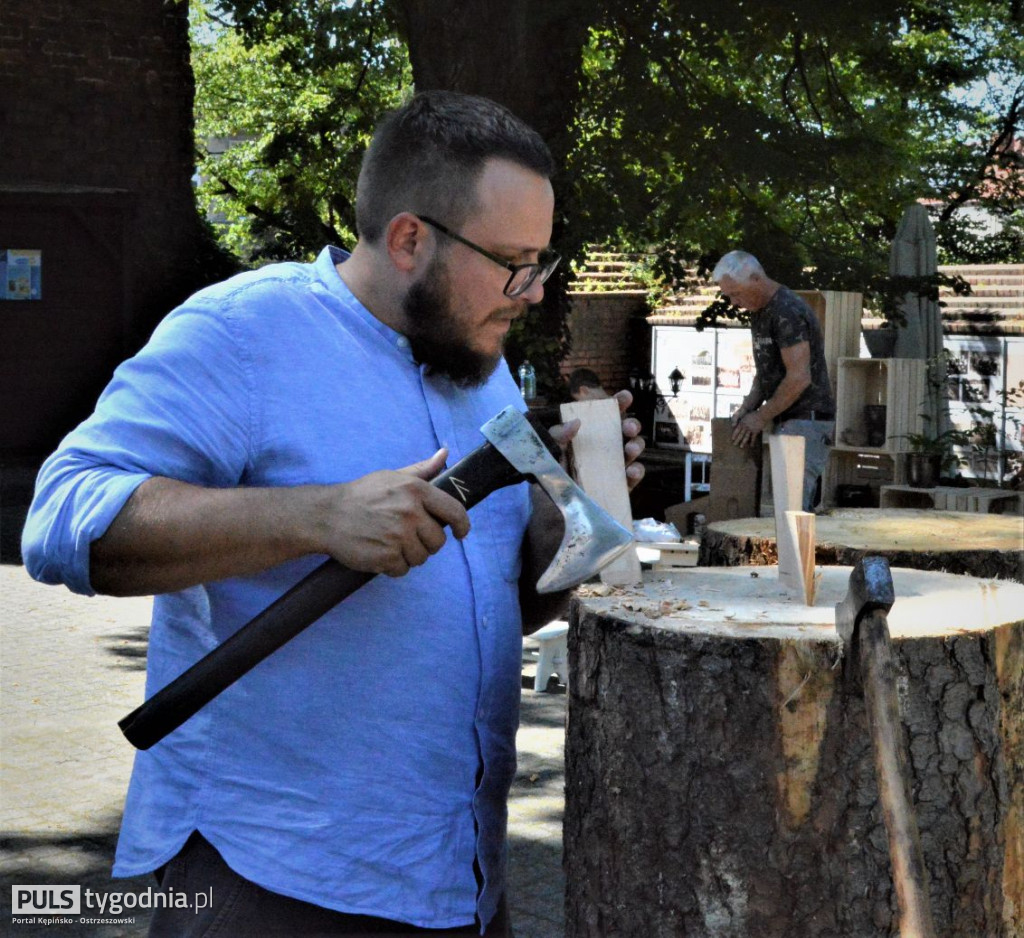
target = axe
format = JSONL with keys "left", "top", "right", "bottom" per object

{"left": 119, "top": 406, "right": 633, "bottom": 750}
{"left": 836, "top": 556, "right": 937, "bottom": 938}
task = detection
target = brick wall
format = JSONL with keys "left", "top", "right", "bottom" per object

{"left": 562, "top": 290, "right": 651, "bottom": 394}
{"left": 0, "top": 0, "right": 211, "bottom": 338}
{"left": 0, "top": 1, "right": 226, "bottom": 458}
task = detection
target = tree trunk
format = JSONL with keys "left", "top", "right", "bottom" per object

{"left": 699, "top": 508, "right": 1024, "bottom": 583}
{"left": 389, "top": 0, "right": 597, "bottom": 394}
{"left": 391, "top": 0, "right": 591, "bottom": 157}
{"left": 565, "top": 566, "right": 1024, "bottom": 938}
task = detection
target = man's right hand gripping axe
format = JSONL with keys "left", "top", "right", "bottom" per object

{"left": 119, "top": 406, "right": 633, "bottom": 750}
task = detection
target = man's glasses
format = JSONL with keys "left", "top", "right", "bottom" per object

{"left": 418, "top": 215, "right": 560, "bottom": 299}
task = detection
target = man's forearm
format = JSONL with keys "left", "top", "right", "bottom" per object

{"left": 738, "top": 377, "right": 764, "bottom": 417}
{"left": 89, "top": 477, "right": 326, "bottom": 596}
{"left": 90, "top": 449, "right": 470, "bottom": 597}
{"left": 755, "top": 372, "right": 810, "bottom": 422}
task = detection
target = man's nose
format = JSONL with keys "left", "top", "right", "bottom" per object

{"left": 520, "top": 276, "right": 546, "bottom": 307}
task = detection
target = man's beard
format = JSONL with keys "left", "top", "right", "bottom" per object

{"left": 402, "top": 260, "right": 506, "bottom": 388}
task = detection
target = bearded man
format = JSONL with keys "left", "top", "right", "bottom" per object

{"left": 22, "top": 91, "right": 644, "bottom": 937}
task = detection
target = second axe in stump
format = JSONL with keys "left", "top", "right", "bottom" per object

{"left": 837, "top": 556, "right": 937, "bottom": 938}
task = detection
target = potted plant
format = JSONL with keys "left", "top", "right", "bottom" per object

{"left": 901, "top": 424, "right": 973, "bottom": 488}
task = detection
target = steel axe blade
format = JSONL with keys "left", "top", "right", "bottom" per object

{"left": 480, "top": 407, "right": 633, "bottom": 592}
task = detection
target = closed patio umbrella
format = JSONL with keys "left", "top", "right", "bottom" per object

{"left": 890, "top": 203, "right": 949, "bottom": 438}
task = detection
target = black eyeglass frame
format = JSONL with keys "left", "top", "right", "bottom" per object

{"left": 418, "top": 215, "right": 560, "bottom": 299}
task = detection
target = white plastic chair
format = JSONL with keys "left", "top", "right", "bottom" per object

{"left": 531, "top": 620, "right": 569, "bottom": 692}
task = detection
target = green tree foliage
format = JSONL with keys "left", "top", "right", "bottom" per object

{"left": 387, "top": 0, "right": 594, "bottom": 394}
{"left": 572, "top": 0, "right": 1023, "bottom": 297}
{"left": 191, "top": 0, "right": 411, "bottom": 262}
{"left": 191, "top": 0, "right": 1021, "bottom": 372}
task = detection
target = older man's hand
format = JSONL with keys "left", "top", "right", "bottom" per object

{"left": 731, "top": 410, "right": 767, "bottom": 448}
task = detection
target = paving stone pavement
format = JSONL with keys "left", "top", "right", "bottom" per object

{"left": 1, "top": 562, "right": 568, "bottom": 937}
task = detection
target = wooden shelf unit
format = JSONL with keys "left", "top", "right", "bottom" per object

{"left": 880, "top": 484, "right": 1023, "bottom": 514}
{"left": 825, "top": 358, "right": 927, "bottom": 506}
{"left": 835, "top": 357, "right": 927, "bottom": 451}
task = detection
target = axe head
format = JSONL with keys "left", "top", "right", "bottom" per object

{"left": 835, "top": 555, "right": 895, "bottom": 645}
{"left": 480, "top": 407, "right": 634, "bottom": 593}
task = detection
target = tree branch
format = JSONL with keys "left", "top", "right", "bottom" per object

{"left": 938, "top": 83, "right": 1024, "bottom": 223}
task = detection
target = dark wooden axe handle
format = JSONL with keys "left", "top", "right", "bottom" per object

{"left": 119, "top": 438, "right": 531, "bottom": 750}
{"left": 857, "top": 608, "right": 937, "bottom": 938}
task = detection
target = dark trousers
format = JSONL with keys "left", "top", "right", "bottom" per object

{"left": 148, "top": 832, "right": 513, "bottom": 938}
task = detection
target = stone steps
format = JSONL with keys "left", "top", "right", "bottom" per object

{"left": 575, "top": 251, "right": 1024, "bottom": 329}
{"left": 569, "top": 251, "right": 647, "bottom": 292}
{"left": 940, "top": 263, "right": 1024, "bottom": 276}
{"left": 938, "top": 263, "right": 1023, "bottom": 330}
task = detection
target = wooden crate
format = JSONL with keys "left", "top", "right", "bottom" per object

{"left": 880, "top": 484, "right": 1024, "bottom": 514}
{"left": 834, "top": 357, "right": 926, "bottom": 452}
{"left": 796, "top": 291, "right": 863, "bottom": 400}
{"left": 822, "top": 450, "right": 900, "bottom": 507}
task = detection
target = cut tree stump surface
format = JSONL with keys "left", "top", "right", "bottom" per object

{"left": 700, "top": 507, "right": 1024, "bottom": 582}
{"left": 565, "top": 566, "right": 1024, "bottom": 938}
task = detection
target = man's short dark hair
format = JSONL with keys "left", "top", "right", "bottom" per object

{"left": 568, "top": 368, "right": 603, "bottom": 396}
{"left": 355, "top": 90, "right": 555, "bottom": 244}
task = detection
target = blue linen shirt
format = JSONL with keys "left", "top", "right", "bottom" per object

{"left": 21, "top": 246, "right": 532, "bottom": 931}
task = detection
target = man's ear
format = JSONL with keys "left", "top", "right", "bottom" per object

{"left": 385, "top": 213, "right": 432, "bottom": 275}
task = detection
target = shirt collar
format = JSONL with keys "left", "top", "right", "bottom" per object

{"left": 315, "top": 246, "right": 414, "bottom": 361}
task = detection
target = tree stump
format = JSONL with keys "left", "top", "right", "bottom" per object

{"left": 699, "top": 507, "right": 1024, "bottom": 583}
{"left": 564, "top": 566, "right": 1024, "bottom": 938}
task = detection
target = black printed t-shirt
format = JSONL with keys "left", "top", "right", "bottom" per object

{"left": 749, "top": 286, "right": 834, "bottom": 421}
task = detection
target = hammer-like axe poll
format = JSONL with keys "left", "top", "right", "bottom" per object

{"left": 119, "top": 406, "right": 633, "bottom": 750}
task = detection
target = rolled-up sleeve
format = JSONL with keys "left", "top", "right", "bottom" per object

{"left": 21, "top": 298, "right": 253, "bottom": 595}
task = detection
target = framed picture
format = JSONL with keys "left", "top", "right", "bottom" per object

{"left": 2, "top": 249, "right": 42, "bottom": 300}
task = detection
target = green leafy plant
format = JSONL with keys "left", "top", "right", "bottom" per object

{"left": 961, "top": 380, "right": 1024, "bottom": 489}
{"left": 901, "top": 424, "right": 974, "bottom": 475}
{"left": 626, "top": 255, "right": 672, "bottom": 309}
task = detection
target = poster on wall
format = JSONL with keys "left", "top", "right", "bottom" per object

{"left": 945, "top": 336, "right": 1003, "bottom": 405}
{"left": 652, "top": 325, "right": 755, "bottom": 454}
{"left": 715, "top": 330, "right": 755, "bottom": 395}
{"left": 1, "top": 249, "right": 42, "bottom": 300}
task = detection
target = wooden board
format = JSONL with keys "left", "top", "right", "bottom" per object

{"left": 781, "top": 510, "right": 817, "bottom": 605}
{"left": 561, "top": 397, "right": 641, "bottom": 586}
{"left": 768, "top": 433, "right": 807, "bottom": 595}
{"left": 818, "top": 291, "right": 863, "bottom": 399}
{"left": 565, "top": 566, "right": 1024, "bottom": 937}
{"left": 795, "top": 290, "right": 862, "bottom": 403}
{"left": 703, "top": 417, "right": 761, "bottom": 523}
{"left": 635, "top": 540, "right": 700, "bottom": 570}
{"left": 769, "top": 433, "right": 804, "bottom": 517}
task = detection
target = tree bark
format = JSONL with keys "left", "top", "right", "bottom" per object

{"left": 565, "top": 566, "right": 1024, "bottom": 938}
{"left": 389, "top": 0, "right": 597, "bottom": 393}
{"left": 390, "top": 0, "right": 592, "bottom": 158}
{"left": 699, "top": 508, "right": 1024, "bottom": 583}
